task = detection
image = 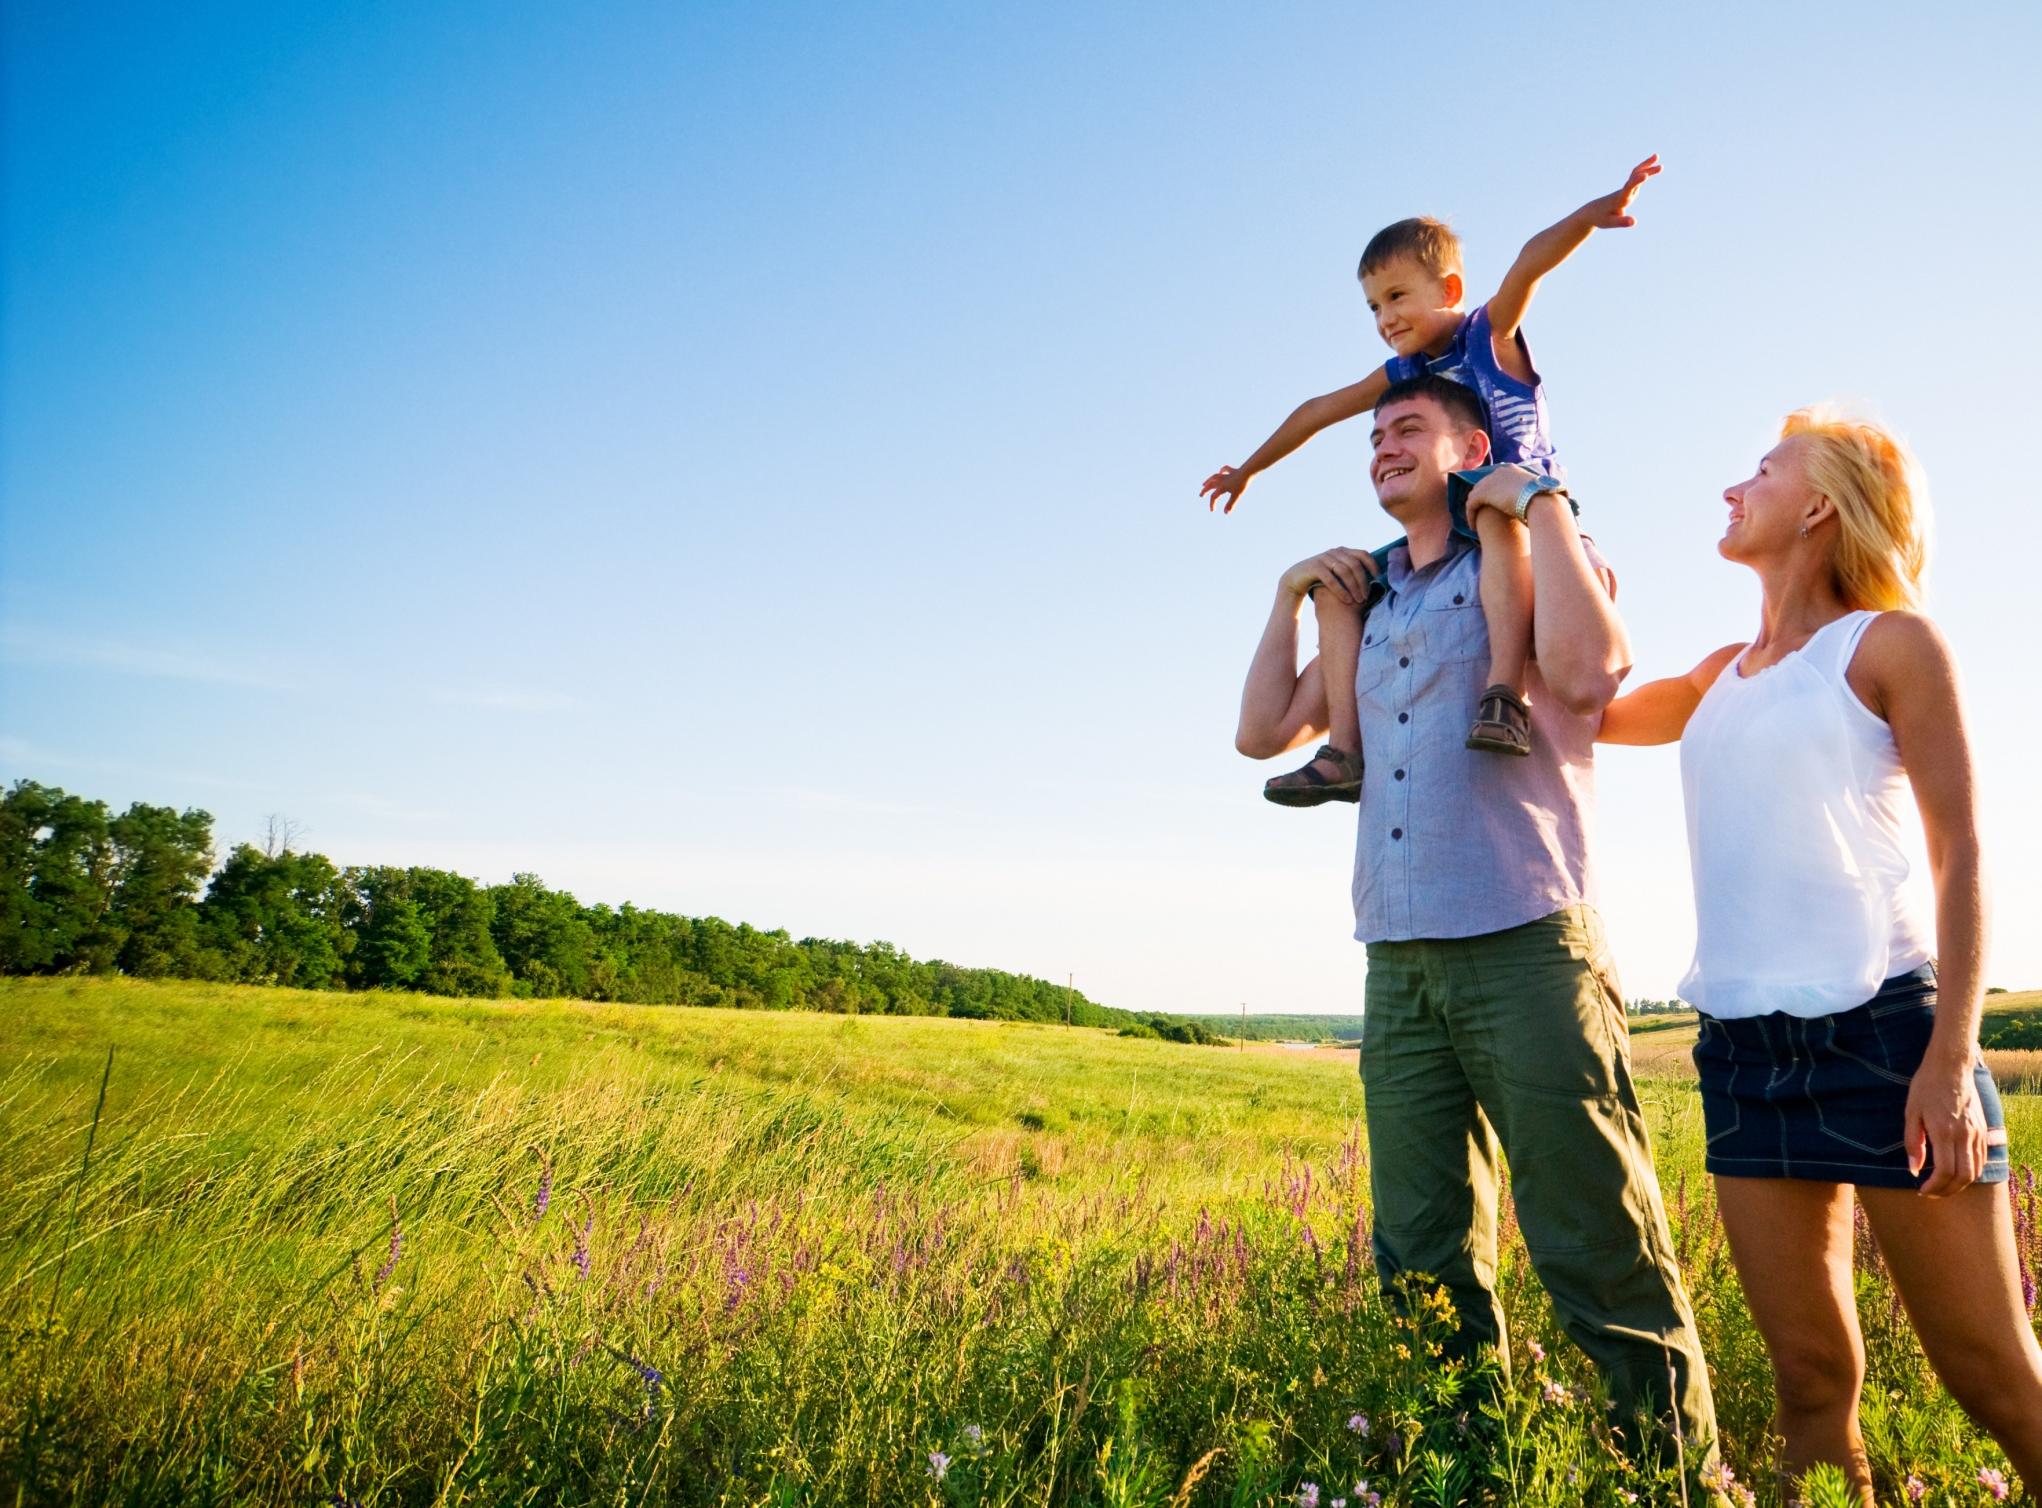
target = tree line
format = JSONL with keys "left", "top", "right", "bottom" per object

{"left": 0, "top": 779, "right": 1223, "bottom": 1040}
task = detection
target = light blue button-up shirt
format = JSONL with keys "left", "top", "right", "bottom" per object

{"left": 1351, "top": 534, "right": 1611, "bottom": 944}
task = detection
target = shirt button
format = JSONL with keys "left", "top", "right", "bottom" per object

{"left": 1398, "top": 712, "right": 1409, "bottom": 724}
{"left": 1398, "top": 655, "right": 1410, "bottom": 668}
{"left": 1390, "top": 827, "right": 1403, "bottom": 840}
{"left": 1394, "top": 769, "right": 1405, "bottom": 780}
{"left": 1453, "top": 593, "right": 1465, "bottom": 605}
{"left": 1363, "top": 634, "right": 1372, "bottom": 645}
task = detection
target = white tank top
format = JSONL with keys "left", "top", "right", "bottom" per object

{"left": 1678, "top": 610, "right": 1931, "bottom": 1019}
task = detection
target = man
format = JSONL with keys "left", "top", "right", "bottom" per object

{"left": 1235, "top": 372, "right": 1718, "bottom": 1462}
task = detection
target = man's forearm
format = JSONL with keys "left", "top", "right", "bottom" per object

{"left": 1527, "top": 495, "right": 1629, "bottom": 715}
{"left": 1237, "top": 586, "right": 1315, "bottom": 757}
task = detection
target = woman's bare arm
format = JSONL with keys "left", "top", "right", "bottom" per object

{"left": 1852, "top": 611, "right": 1990, "bottom": 1196}
{"left": 1595, "top": 643, "right": 1744, "bottom": 745}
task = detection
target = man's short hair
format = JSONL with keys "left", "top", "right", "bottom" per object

{"left": 1375, "top": 373, "right": 1490, "bottom": 437}
{"left": 1358, "top": 216, "right": 1463, "bottom": 282}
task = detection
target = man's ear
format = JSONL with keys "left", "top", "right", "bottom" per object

{"left": 1441, "top": 272, "right": 1465, "bottom": 308}
{"left": 1461, "top": 427, "right": 1492, "bottom": 468}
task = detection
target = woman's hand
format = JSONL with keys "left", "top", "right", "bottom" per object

{"left": 1905, "top": 1047, "right": 1989, "bottom": 1197}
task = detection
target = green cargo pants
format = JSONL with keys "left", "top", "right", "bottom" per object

{"left": 1361, "top": 904, "right": 1718, "bottom": 1461}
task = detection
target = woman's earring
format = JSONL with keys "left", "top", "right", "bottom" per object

{"left": 1798, "top": 524, "right": 1810, "bottom": 539}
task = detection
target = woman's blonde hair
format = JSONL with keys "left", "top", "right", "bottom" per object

{"left": 1780, "top": 406, "right": 1930, "bottom": 611}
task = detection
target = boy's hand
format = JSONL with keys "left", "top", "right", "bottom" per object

{"left": 1202, "top": 465, "right": 1251, "bottom": 514}
{"left": 1461, "top": 464, "right": 1540, "bottom": 527}
{"left": 1577, "top": 153, "right": 1661, "bottom": 229}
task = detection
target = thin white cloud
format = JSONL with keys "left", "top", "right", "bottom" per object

{"left": 430, "top": 685, "right": 580, "bottom": 713}
{"left": 0, "top": 736, "right": 259, "bottom": 793}
{"left": 0, "top": 626, "right": 290, "bottom": 690}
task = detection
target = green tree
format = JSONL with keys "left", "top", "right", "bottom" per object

{"left": 344, "top": 866, "right": 510, "bottom": 997}
{"left": 488, "top": 874, "right": 596, "bottom": 998}
{"left": 201, "top": 845, "right": 349, "bottom": 988}
{"left": 346, "top": 869, "right": 433, "bottom": 990}
{"left": 0, "top": 781, "right": 120, "bottom": 972}
{"left": 109, "top": 802, "right": 217, "bottom": 977}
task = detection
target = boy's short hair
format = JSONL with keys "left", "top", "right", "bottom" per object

{"left": 1358, "top": 216, "right": 1463, "bottom": 282}
{"left": 1376, "top": 374, "right": 1490, "bottom": 438}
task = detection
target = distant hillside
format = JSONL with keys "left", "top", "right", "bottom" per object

{"left": 1982, "top": 989, "right": 2042, "bottom": 1047}
{"left": 1231, "top": 1014, "right": 1367, "bottom": 1043}
{"left": 0, "top": 777, "right": 1227, "bottom": 1042}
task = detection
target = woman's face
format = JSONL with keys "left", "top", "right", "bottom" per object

{"left": 1720, "top": 436, "right": 1818, "bottom": 564}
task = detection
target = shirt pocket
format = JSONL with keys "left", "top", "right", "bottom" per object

{"left": 1420, "top": 589, "right": 1487, "bottom": 664}
{"left": 1355, "top": 617, "right": 1399, "bottom": 699}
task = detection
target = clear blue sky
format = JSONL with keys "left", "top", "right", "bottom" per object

{"left": 5, "top": 0, "right": 2038, "bottom": 1015}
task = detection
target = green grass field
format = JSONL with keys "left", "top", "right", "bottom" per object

{"left": 3, "top": 978, "right": 2037, "bottom": 1506}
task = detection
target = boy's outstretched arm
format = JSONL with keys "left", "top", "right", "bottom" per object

{"left": 1484, "top": 154, "right": 1661, "bottom": 383}
{"left": 1202, "top": 366, "right": 1390, "bottom": 513}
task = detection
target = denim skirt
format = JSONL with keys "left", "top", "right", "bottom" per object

{"left": 1693, "top": 965, "right": 2010, "bottom": 1189}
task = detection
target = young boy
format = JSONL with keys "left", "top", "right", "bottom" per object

{"left": 1203, "top": 155, "right": 1660, "bottom": 805}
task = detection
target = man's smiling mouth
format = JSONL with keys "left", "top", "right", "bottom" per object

{"left": 1379, "top": 466, "right": 1413, "bottom": 482}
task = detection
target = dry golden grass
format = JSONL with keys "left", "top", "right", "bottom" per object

{"left": 1986, "top": 1049, "right": 2042, "bottom": 1095}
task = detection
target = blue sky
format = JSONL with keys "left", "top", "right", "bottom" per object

{"left": 5, "top": 0, "right": 2038, "bottom": 1015}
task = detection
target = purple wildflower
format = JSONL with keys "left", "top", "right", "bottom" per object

{"left": 373, "top": 1212, "right": 403, "bottom": 1292}
{"left": 1904, "top": 1475, "right": 1926, "bottom": 1503}
{"left": 962, "top": 1423, "right": 984, "bottom": 1450}
{"left": 1541, "top": 1378, "right": 1571, "bottom": 1405}
{"left": 1296, "top": 1483, "right": 1320, "bottom": 1508}
{"left": 927, "top": 1450, "right": 950, "bottom": 1481}
{"left": 572, "top": 1211, "right": 592, "bottom": 1280}
{"left": 627, "top": 1354, "right": 663, "bottom": 1394}
{"left": 1526, "top": 1339, "right": 1546, "bottom": 1363}
{"left": 534, "top": 1163, "right": 553, "bottom": 1220}
{"left": 1346, "top": 1412, "right": 1369, "bottom": 1435}
{"left": 1980, "top": 1466, "right": 2010, "bottom": 1501}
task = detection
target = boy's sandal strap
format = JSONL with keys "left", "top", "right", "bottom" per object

{"left": 1263, "top": 745, "right": 1365, "bottom": 804}
{"left": 1465, "top": 686, "right": 1533, "bottom": 756}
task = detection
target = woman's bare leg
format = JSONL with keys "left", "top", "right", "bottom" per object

{"left": 1714, "top": 1176, "right": 1873, "bottom": 1504}
{"left": 1860, "top": 1180, "right": 2042, "bottom": 1486}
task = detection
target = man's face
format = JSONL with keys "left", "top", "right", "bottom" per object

{"left": 1369, "top": 396, "right": 1484, "bottom": 517}
{"left": 1360, "top": 255, "right": 1464, "bottom": 359}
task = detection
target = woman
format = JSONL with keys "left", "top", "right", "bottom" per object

{"left": 1597, "top": 409, "right": 2041, "bottom": 1500}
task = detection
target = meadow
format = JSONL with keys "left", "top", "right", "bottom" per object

{"left": 2, "top": 978, "right": 2037, "bottom": 1506}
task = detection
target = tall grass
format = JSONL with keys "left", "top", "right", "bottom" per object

{"left": 1, "top": 978, "right": 2036, "bottom": 1505}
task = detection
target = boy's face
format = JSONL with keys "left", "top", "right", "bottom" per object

{"left": 1360, "top": 256, "right": 1464, "bottom": 359}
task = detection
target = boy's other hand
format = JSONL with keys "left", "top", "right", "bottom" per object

{"left": 1462, "top": 463, "right": 1539, "bottom": 526}
{"left": 1281, "top": 547, "right": 1378, "bottom": 607}
{"left": 1580, "top": 153, "right": 1661, "bottom": 229}
{"left": 1202, "top": 465, "right": 1251, "bottom": 514}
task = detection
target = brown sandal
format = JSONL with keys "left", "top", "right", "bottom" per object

{"left": 1263, "top": 745, "right": 1364, "bottom": 807}
{"left": 1465, "top": 685, "right": 1532, "bottom": 756}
